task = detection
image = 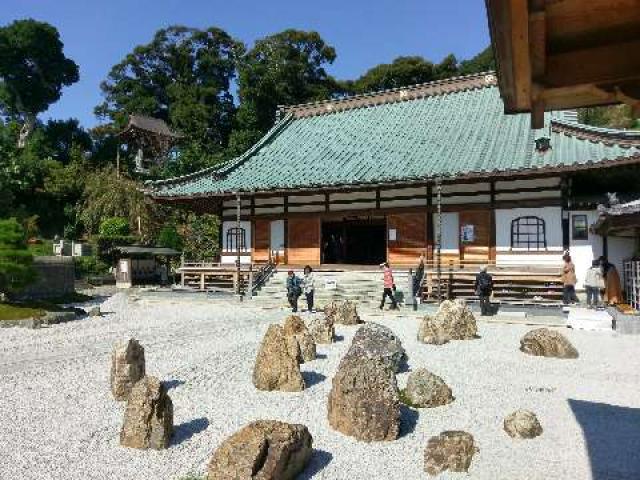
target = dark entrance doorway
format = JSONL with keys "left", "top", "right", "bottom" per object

{"left": 321, "top": 217, "right": 386, "bottom": 265}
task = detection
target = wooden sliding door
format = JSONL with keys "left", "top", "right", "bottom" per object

{"left": 288, "top": 218, "right": 321, "bottom": 265}
{"left": 387, "top": 213, "right": 427, "bottom": 265}
{"left": 252, "top": 219, "right": 271, "bottom": 262}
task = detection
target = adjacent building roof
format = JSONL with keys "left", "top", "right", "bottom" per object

{"left": 120, "top": 114, "right": 183, "bottom": 139}
{"left": 148, "top": 73, "right": 640, "bottom": 200}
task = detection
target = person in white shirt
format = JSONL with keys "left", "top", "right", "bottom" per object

{"left": 584, "top": 259, "right": 605, "bottom": 308}
{"left": 302, "top": 265, "right": 316, "bottom": 313}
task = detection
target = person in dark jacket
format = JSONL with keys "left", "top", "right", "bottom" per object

{"left": 286, "top": 270, "right": 302, "bottom": 313}
{"left": 474, "top": 265, "right": 493, "bottom": 316}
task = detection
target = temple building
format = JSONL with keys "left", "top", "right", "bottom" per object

{"left": 147, "top": 73, "right": 640, "bottom": 288}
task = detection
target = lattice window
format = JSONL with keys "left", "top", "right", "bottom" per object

{"left": 226, "top": 227, "right": 247, "bottom": 252}
{"left": 511, "top": 216, "right": 547, "bottom": 250}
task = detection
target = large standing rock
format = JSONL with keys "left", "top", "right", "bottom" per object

{"left": 504, "top": 410, "right": 543, "bottom": 439}
{"left": 520, "top": 328, "right": 579, "bottom": 359}
{"left": 120, "top": 376, "right": 173, "bottom": 450}
{"left": 308, "top": 316, "right": 335, "bottom": 344}
{"left": 424, "top": 431, "right": 478, "bottom": 476}
{"left": 417, "top": 300, "right": 478, "bottom": 345}
{"left": 253, "top": 325, "right": 305, "bottom": 392}
{"left": 343, "top": 323, "right": 406, "bottom": 373}
{"left": 207, "top": 420, "right": 313, "bottom": 480}
{"left": 283, "top": 315, "right": 316, "bottom": 363}
{"left": 403, "top": 368, "right": 453, "bottom": 408}
{"left": 110, "top": 338, "right": 145, "bottom": 401}
{"left": 325, "top": 300, "right": 362, "bottom": 326}
{"left": 327, "top": 356, "right": 400, "bottom": 442}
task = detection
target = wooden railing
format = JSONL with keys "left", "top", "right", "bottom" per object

{"left": 177, "top": 258, "right": 276, "bottom": 296}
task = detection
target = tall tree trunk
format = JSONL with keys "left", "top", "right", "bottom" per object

{"left": 17, "top": 115, "right": 35, "bottom": 148}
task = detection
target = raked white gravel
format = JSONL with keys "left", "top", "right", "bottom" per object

{"left": 1, "top": 292, "right": 639, "bottom": 480}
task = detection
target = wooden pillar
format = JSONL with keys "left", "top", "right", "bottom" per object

{"left": 426, "top": 184, "right": 433, "bottom": 262}
{"left": 375, "top": 188, "right": 381, "bottom": 210}
{"left": 284, "top": 195, "right": 289, "bottom": 264}
{"left": 489, "top": 181, "right": 496, "bottom": 262}
{"left": 561, "top": 176, "right": 571, "bottom": 251}
{"left": 235, "top": 194, "right": 242, "bottom": 296}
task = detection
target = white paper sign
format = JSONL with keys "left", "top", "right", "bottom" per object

{"left": 388, "top": 229, "right": 397, "bottom": 241}
{"left": 461, "top": 224, "right": 475, "bottom": 243}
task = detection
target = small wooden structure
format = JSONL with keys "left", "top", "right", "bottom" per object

{"left": 118, "top": 114, "right": 182, "bottom": 173}
{"left": 177, "top": 259, "right": 275, "bottom": 296}
{"left": 114, "top": 246, "right": 181, "bottom": 289}
{"left": 485, "top": 0, "right": 640, "bottom": 128}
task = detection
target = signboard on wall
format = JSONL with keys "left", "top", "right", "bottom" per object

{"left": 461, "top": 224, "right": 475, "bottom": 243}
{"left": 388, "top": 228, "right": 397, "bottom": 241}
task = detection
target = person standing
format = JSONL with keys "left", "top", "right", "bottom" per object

{"left": 584, "top": 259, "right": 605, "bottom": 308}
{"left": 561, "top": 253, "right": 579, "bottom": 304}
{"left": 379, "top": 262, "right": 398, "bottom": 310}
{"left": 474, "top": 265, "right": 494, "bottom": 315}
{"left": 302, "top": 265, "right": 316, "bottom": 313}
{"left": 286, "top": 270, "right": 302, "bottom": 313}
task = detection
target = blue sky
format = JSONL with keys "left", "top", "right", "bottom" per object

{"left": 1, "top": 0, "right": 490, "bottom": 128}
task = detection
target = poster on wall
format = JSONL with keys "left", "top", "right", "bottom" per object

{"left": 460, "top": 224, "right": 475, "bottom": 243}
{"left": 388, "top": 228, "right": 397, "bottom": 241}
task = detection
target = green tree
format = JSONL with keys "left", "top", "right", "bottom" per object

{"left": 578, "top": 105, "right": 639, "bottom": 130}
{"left": 349, "top": 56, "right": 436, "bottom": 93}
{"left": 96, "top": 26, "right": 243, "bottom": 159}
{"left": 157, "top": 224, "right": 183, "bottom": 251}
{"left": 0, "top": 19, "right": 79, "bottom": 147}
{"left": 0, "top": 218, "right": 36, "bottom": 298}
{"left": 181, "top": 213, "right": 219, "bottom": 260}
{"left": 230, "top": 29, "right": 339, "bottom": 154}
{"left": 458, "top": 46, "right": 496, "bottom": 75}
{"left": 79, "top": 166, "right": 159, "bottom": 241}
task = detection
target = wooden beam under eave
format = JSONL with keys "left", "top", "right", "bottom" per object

{"left": 545, "top": 39, "right": 640, "bottom": 88}
{"left": 528, "top": 10, "right": 546, "bottom": 80}
{"left": 510, "top": 0, "right": 533, "bottom": 111}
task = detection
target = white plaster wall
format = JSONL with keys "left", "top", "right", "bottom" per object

{"left": 221, "top": 220, "right": 252, "bottom": 264}
{"left": 608, "top": 236, "right": 637, "bottom": 277}
{"left": 495, "top": 191, "right": 561, "bottom": 201}
{"left": 441, "top": 183, "right": 490, "bottom": 194}
{"left": 288, "top": 205, "right": 325, "bottom": 213}
{"left": 330, "top": 191, "right": 376, "bottom": 202}
{"left": 495, "top": 176, "right": 561, "bottom": 190}
{"left": 223, "top": 198, "right": 251, "bottom": 208}
{"left": 569, "top": 210, "right": 603, "bottom": 288}
{"left": 441, "top": 194, "right": 491, "bottom": 205}
{"left": 255, "top": 196, "right": 284, "bottom": 206}
{"left": 270, "top": 220, "right": 285, "bottom": 255}
{"left": 495, "top": 207, "right": 563, "bottom": 267}
{"left": 254, "top": 206, "right": 284, "bottom": 215}
{"left": 288, "top": 194, "right": 325, "bottom": 204}
{"left": 380, "top": 187, "right": 425, "bottom": 198}
{"left": 433, "top": 212, "right": 459, "bottom": 253}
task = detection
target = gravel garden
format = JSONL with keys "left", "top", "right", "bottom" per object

{"left": 0, "top": 292, "right": 639, "bottom": 479}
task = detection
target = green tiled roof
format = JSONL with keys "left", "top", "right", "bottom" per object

{"left": 149, "top": 75, "right": 640, "bottom": 198}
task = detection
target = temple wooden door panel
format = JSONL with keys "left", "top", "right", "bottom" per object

{"left": 252, "top": 219, "right": 271, "bottom": 262}
{"left": 288, "top": 218, "right": 321, "bottom": 265}
{"left": 459, "top": 210, "right": 492, "bottom": 263}
{"left": 387, "top": 213, "right": 427, "bottom": 265}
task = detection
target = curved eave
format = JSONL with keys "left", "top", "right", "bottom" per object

{"left": 148, "top": 152, "right": 640, "bottom": 201}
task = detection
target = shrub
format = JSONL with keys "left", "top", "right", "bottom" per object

{"left": 74, "top": 255, "right": 110, "bottom": 278}
{"left": 0, "top": 218, "right": 37, "bottom": 298}
{"left": 157, "top": 224, "right": 183, "bottom": 251}
{"left": 99, "top": 217, "right": 130, "bottom": 237}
